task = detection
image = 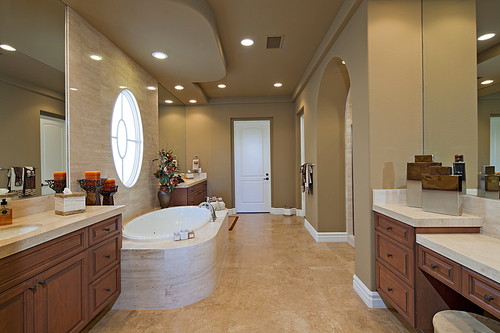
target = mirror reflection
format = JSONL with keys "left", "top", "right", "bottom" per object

{"left": 0, "top": 0, "right": 66, "bottom": 197}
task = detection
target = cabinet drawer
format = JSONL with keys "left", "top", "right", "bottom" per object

{"left": 89, "top": 235, "right": 121, "bottom": 282}
{"left": 376, "top": 262, "right": 415, "bottom": 326}
{"left": 88, "top": 264, "right": 120, "bottom": 319}
{"left": 0, "top": 229, "right": 87, "bottom": 294}
{"left": 88, "top": 215, "right": 121, "bottom": 247}
{"left": 376, "top": 232, "right": 414, "bottom": 286}
{"left": 462, "top": 268, "right": 500, "bottom": 318}
{"left": 375, "top": 213, "right": 415, "bottom": 249}
{"left": 418, "top": 245, "right": 461, "bottom": 292}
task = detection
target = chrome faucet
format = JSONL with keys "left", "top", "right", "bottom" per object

{"left": 199, "top": 202, "right": 216, "bottom": 222}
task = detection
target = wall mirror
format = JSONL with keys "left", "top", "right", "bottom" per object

{"left": 0, "top": 0, "right": 66, "bottom": 198}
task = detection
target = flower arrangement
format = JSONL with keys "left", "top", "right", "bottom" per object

{"left": 154, "top": 149, "right": 183, "bottom": 192}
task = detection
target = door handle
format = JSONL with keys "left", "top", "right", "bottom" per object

{"left": 264, "top": 177, "right": 269, "bottom": 180}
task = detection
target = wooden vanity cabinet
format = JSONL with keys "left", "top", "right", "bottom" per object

{"left": 0, "top": 214, "right": 122, "bottom": 333}
{"left": 170, "top": 180, "right": 207, "bottom": 206}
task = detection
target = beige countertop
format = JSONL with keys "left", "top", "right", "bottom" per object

{"left": 417, "top": 233, "right": 500, "bottom": 284}
{"left": 176, "top": 175, "right": 207, "bottom": 188}
{"left": 373, "top": 203, "right": 483, "bottom": 228}
{"left": 0, "top": 205, "right": 125, "bottom": 260}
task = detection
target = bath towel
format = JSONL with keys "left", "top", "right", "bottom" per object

{"left": 7, "top": 167, "right": 24, "bottom": 195}
{"left": 300, "top": 163, "right": 314, "bottom": 194}
{"left": 23, "top": 166, "right": 36, "bottom": 196}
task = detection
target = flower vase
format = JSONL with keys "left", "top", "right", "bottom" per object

{"left": 158, "top": 186, "right": 173, "bottom": 208}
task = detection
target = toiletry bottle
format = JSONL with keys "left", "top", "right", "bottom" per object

{"left": 174, "top": 232, "right": 181, "bottom": 241}
{"left": 0, "top": 199, "right": 13, "bottom": 225}
{"left": 180, "top": 229, "right": 189, "bottom": 240}
{"left": 453, "top": 154, "right": 466, "bottom": 194}
{"left": 188, "top": 230, "right": 195, "bottom": 239}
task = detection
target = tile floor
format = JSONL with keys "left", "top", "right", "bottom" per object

{"left": 87, "top": 214, "right": 417, "bottom": 333}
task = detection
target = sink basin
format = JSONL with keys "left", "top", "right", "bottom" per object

{"left": 0, "top": 224, "right": 42, "bottom": 241}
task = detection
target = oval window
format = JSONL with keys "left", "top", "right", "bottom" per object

{"left": 111, "top": 90, "right": 143, "bottom": 187}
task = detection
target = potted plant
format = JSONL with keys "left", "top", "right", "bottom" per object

{"left": 154, "top": 149, "right": 183, "bottom": 208}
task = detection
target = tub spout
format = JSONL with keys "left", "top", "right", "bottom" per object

{"left": 199, "top": 202, "right": 216, "bottom": 222}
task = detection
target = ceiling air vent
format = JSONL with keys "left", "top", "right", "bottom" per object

{"left": 266, "top": 35, "right": 284, "bottom": 49}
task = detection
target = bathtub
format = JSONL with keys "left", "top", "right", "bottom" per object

{"left": 122, "top": 206, "right": 211, "bottom": 240}
{"left": 114, "top": 209, "right": 229, "bottom": 310}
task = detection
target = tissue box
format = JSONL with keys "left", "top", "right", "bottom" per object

{"left": 55, "top": 192, "right": 86, "bottom": 216}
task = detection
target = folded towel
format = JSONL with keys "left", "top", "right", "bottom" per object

{"left": 7, "top": 167, "right": 24, "bottom": 195}
{"left": 23, "top": 166, "right": 36, "bottom": 196}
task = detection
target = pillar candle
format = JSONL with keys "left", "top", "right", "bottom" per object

{"left": 85, "top": 171, "right": 101, "bottom": 180}
{"left": 54, "top": 172, "right": 66, "bottom": 180}
{"left": 104, "top": 179, "right": 115, "bottom": 187}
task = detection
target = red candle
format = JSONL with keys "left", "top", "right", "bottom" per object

{"left": 54, "top": 172, "right": 66, "bottom": 180}
{"left": 104, "top": 179, "right": 115, "bottom": 187}
{"left": 85, "top": 171, "right": 101, "bottom": 180}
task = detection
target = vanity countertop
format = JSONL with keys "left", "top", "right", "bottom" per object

{"left": 417, "top": 233, "right": 500, "bottom": 284}
{"left": 373, "top": 203, "right": 483, "bottom": 228}
{"left": 177, "top": 175, "right": 207, "bottom": 188}
{"left": 0, "top": 205, "right": 125, "bottom": 260}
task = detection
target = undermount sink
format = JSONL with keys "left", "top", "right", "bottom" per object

{"left": 0, "top": 224, "right": 42, "bottom": 241}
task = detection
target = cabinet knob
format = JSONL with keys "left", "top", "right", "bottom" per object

{"left": 485, "top": 295, "right": 494, "bottom": 302}
{"left": 106, "top": 288, "right": 111, "bottom": 292}
{"left": 431, "top": 264, "right": 438, "bottom": 269}
{"left": 28, "top": 285, "right": 36, "bottom": 291}
{"left": 104, "top": 227, "right": 111, "bottom": 231}
{"left": 387, "top": 287, "right": 393, "bottom": 292}
{"left": 387, "top": 253, "right": 392, "bottom": 257}
{"left": 38, "top": 280, "right": 46, "bottom": 285}
{"left": 105, "top": 254, "right": 111, "bottom": 259}
{"left": 386, "top": 226, "right": 392, "bottom": 230}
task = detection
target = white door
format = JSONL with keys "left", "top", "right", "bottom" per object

{"left": 40, "top": 115, "right": 67, "bottom": 195}
{"left": 491, "top": 117, "right": 500, "bottom": 169}
{"left": 300, "top": 114, "right": 305, "bottom": 216}
{"left": 234, "top": 120, "right": 271, "bottom": 213}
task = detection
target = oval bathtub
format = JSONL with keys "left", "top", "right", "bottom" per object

{"left": 115, "top": 209, "right": 229, "bottom": 310}
{"left": 123, "top": 206, "right": 211, "bottom": 240}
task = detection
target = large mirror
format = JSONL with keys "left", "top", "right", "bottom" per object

{"left": 0, "top": 0, "right": 66, "bottom": 197}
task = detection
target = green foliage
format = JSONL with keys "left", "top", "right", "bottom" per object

{"left": 153, "top": 149, "right": 182, "bottom": 192}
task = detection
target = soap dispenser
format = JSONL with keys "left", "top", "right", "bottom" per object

{"left": 0, "top": 199, "right": 12, "bottom": 225}
{"left": 453, "top": 154, "right": 466, "bottom": 194}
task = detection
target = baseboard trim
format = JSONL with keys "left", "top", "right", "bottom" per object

{"left": 346, "top": 234, "right": 355, "bottom": 248}
{"left": 304, "top": 219, "right": 347, "bottom": 242}
{"left": 271, "top": 207, "right": 296, "bottom": 216}
{"left": 352, "top": 274, "right": 386, "bottom": 309}
{"left": 296, "top": 209, "right": 305, "bottom": 217}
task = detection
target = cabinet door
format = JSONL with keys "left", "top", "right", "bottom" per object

{"left": 34, "top": 252, "right": 87, "bottom": 333}
{"left": 0, "top": 279, "right": 34, "bottom": 333}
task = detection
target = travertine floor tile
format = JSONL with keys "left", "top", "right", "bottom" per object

{"left": 87, "top": 213, "right": 416, "bottom": 333}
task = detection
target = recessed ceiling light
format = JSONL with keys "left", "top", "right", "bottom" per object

{"left": 119, "top": 86, "right": 127, "bottom": 89}
{"left": 241, "top": 39, "right": 254, "bottom": 46}
{"left": 69, "top": 88, "right": 78, "bottom": 91}
{"left": 147, "top": 86, "right": 156, "bottom": 90}
{"left": 90, "top": 55, "right": 102, "bottom": 60}
{"left": 481, "top": 80, "right": 494, "bottom": 85}
{"left": 342, "top": 60, "right": 346, "bottom": 64}
{"left": 274, "top": 83, "right": 282, "bottom": 87}
{"left": 174, "top": 85, "right": 184, "bottom": 90}
{"left": 478, "top": 33, "right": 496, "bottom": 41}
{"left": 165, "top": 100, "right": 173, "bottom": 104}
{"left": 152, "top": 51, "right": 168, "bottom": 59}
{"left": 0, "top": 44, "right": 16, "bottom": 51}
{"left": 189, "top": 100, "right": 197, "bottom": 103}
{"left": 218, "top": 84, "right": 226, "bottom": 89}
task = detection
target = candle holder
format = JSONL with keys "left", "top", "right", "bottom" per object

{"left": 77, "top": 178, "right": 107, "bottom": 205}
{"left": 45, "top": 179, "right": 66, "bottom": 193}
{"left": 100, "top": 185, "right": 118, "bottom": 205}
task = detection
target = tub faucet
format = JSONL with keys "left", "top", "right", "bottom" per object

{"left": 199, "top": 202, "right": 216, "bottom": 222}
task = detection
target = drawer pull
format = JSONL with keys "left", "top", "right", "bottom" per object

{"left": 104, "top": 227, "right": 111, "bottom": 232}
{"left": 106, "top": 288, "right": 111, "bottom": 292}
{"left": 386, "top": 226, "right": 392, "bottom": 230}
{"left": 430, "top": 264, "right": 438, "bottom": 269}
{"left": 387, "top": 253, "right": 393, "bottom": 257}
{"left": 28, "top": 285, "right": 36, "bottom": 291}
{"left": 38, "top": 280, "right": 46, "bottom": 285}
{"left": 387, "top": 287, "right": 393, "bottom": 292}
{"left": 485, "top": 295, "right": 494, "bottom": 302}
{"left": 105, "top": 254, "right": 111, "bottom": 259}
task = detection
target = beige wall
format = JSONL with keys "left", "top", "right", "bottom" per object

{"left": 422, "top": 0, "right": 478, "bottom": 188}
{"left": 0, "top": 80, "right": 65, "bottom": 194}
{"left": 67, "top": 8, "right": 159, "bottom": 223}
{"left": 182, "top": 103, "right": 296, "bottom": 208}
{"left": 159, "top": 105, "right": 187, "bottom": 172}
